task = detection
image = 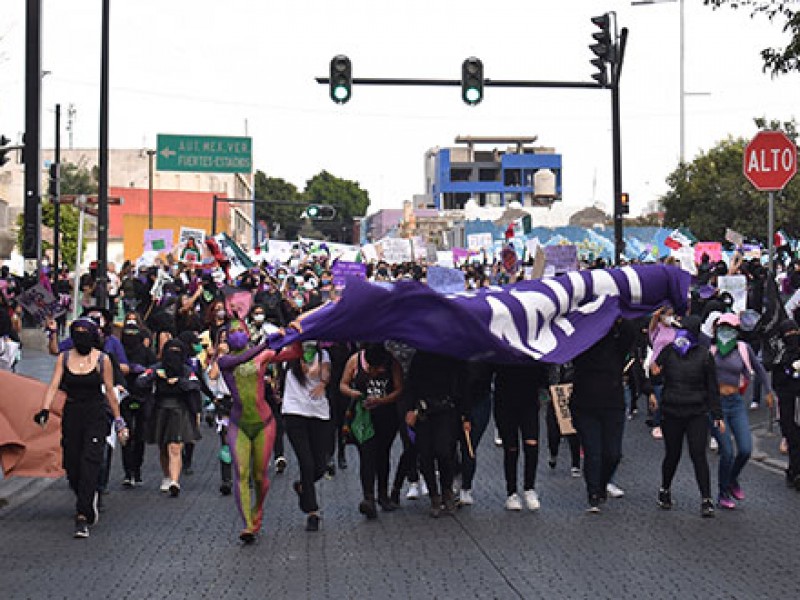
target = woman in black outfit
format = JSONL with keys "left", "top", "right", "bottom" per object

{"left": 771, "top": 319, "right": 800, "bottom": 490}
{"left": 402, "top": 350, "right": 467, "bottom": 517}
{"left": 339, "top": 343, "right": 404, "bottom": 518}
{"left": 37, "top": 319, "right": 129, "bottom": 538}
{"left": 651, "top": 315, "right": 724, "bottom": 517}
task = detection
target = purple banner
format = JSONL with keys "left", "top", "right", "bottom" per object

{"left": 332, "top": 261, "right": 367, "bottom": 288}
{"left": 271, "top": 265, "right": 690, "bottom": 365}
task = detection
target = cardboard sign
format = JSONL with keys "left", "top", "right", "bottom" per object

{"left": 18, "top": 283, "right": 66, "bottom": 324}
{"left": 694, "top": 241, "right": 722, "bottom": 264}
{"left": 379, "top": 238, "right": 413, "bottom": 264}
{"left": 671, "top": 246, "right": 698, "bottom": 275}
{"left": 549, "top": 383, "right": 576, "bottom": 436}
{"left": 224, "top": 289, "right": 253, "bottom": 320}
{"left": 144, "top": 229, "right": 174, "bottom": 253}
{"left": 436, "top": 251, "right": 455, "bottom": 268}
{"left": 544, "top": 244, "right": 579, "bottom": 273}
{"left": 725, "top": 228, "right": 744, "bottom": 248}
{"left": 427, "top": 266, "right": 465, "bottom": 294}
{"left": 332, "top": 261, "right": 368, "bottom": 288}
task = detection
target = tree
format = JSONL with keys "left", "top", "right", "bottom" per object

{"left": 705, "top": 1, "right": 800, "bottom": 75}
{"left": 660, "top": 119, "right": 800, "bottom": 241}
{"left": 303, "top": 170, "right": 370, "bottom": 222}
{"left": 15, "top": 161, "right": 96, "bottom": 267}
{"left": 253, "top": 171, "right": 304, "bottom": 240}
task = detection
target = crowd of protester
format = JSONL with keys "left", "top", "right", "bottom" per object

{"left": 3, "top": 244, "right": 800, "bottom": 540}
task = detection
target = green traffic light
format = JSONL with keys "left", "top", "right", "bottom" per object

{"left": 306, "top": 205, "right": 320, "bottom": 218}
{"left": 464, "top": 87, "right": 481, "bottom": 104}
{"left": 333, "top": 85, "right": 350, "bottom": 102}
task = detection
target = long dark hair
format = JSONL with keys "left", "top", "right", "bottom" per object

{"left": 288, "top": 342, "right": 320, "bottom": 387}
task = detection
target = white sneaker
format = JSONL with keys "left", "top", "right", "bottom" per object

{"left": 160, "top": 477, "right": 171, "bottom": 493}
{"left": 459, "top": 489, "right": 474, "bottom": 506}
{"left": 494, "top": 430, "right": 503, "bottom": 446}
{"left": 709, "top": 437, "right": 719, "bottom": 451}
{"left": 524, "top": 489, "right": 540, "bottom": 511}
{"left": 606, "top": 483, "right": 625, "bottom": 498}
{"left": 505, "top": 493, "right": 523, "bottom": 511}
{"left": 406, "top": 482, "right": 420, "bottom": 500}
{"left": 651, "top": 426, "right": 663, "bottom": 440}
{"left": 749, "top": 401, "right": 759, "bottom": 410}
{"left": 570, "top": 467, "right": 582, "bottom": 478}
{"left": 419, "top": 479, "right": 429, "bottom": 496}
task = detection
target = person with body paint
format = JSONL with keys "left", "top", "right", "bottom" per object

{"left": 212, "top": 319, "right": 300, "bottom": 543}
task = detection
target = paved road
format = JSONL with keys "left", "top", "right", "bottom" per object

{"left": 1, "top": 351, "right": 797, "bottom": 599}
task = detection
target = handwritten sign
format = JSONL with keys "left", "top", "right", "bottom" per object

{"left": 544, "top": 244, "right": 578, "bottom": 273}
{"left": 717, "top": 275, "right": 748, "bottom": 313}
{"left": 332, "top": 261, "right": 368, "bottom": 288}
{"left": 549, "top": 383, "right": 576, "bottom": 435}
{"left": 179, "top": 226, "right": 206, "bottom": 246}
{"left": 144, "top": 229, "right": 174, "bottom": 253}
{"left": 694, "top": 241, "right": 722, "bottom": 264}
{"left": 467, "top": 233, "right": 494, "bottom": 251}
{"left": 379, "top": 238, "right": 413, "bottom": 264}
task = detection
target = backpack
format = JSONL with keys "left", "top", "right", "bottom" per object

{"left": 710, "top": 341, "right": 753, "bottom": 394}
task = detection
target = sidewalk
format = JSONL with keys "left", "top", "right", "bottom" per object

{"left": 0, "top": 348, "right": 59, "bottom": 508}
{"left": 750, "top": 404, "right": 790, "bottom": 475}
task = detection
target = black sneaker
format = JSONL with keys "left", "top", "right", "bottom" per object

{"left": 96, "top": 493, "right": 106, "bottom": 514}
{"left": 122, "top": 474, "right": 134, "bottom": 488}
{"left": 239, "top": 530, "right": 256, "bottom": 544}
{"left": 389, "top": 488, "right": 401, "bottom": 506}
{"left": 220, "top": 481, "right": 232, "bottom": 496}
{"left": 133, "top": 472, "right": 143, "bottom": 486}
{"left": 306, "top": 514, "right": 320, "bottom": 532}
{"left": 275, "top": 456, "right": 287, "bottom": 474}
{"left": 701, "top": 498, "right": 715, "bottom": 518}
{"left": 325, "top": 462, "right": 336, "bottom": 480}
{"left": 74, "top": 516, "right": 89, "bottom": 538}
{"left": 378, "top": 496, "right": 398, "bottom": 512}
{"left": 658, "top": 488, "right": 673, "bottom": 510}
{"left": 337, "top": 454, "right": 348, "bottom": 470}
{"left": 169, "top": 481, "right": 181, "bottom": 497}
{"left": 548, "top": 455, "right": 557, "bottom": 469}
{"left": 586, "top": 495, "right": 602, "bottom": 514}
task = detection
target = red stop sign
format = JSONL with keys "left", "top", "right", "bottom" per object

{"left": 743, "top": 131, "right": 797, "bottom": 191}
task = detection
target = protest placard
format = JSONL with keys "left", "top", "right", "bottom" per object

{"left": 18, "top": 283, "right": 66, "bottom": 324}
{"left": 467, "top": 232, "right": 494, "bottom": 251}
{"left": 380, "top": 238, "right": 413, "bottom": 264}
{"left": 179, "top": 226, "right": 206, "bottom": 246}
{"left": 671, "top": 246, "right": 698, "bottom": 274}
{"left": 427, "top": 265, "right": 466, "bottom": 294}
{"left": 725, "top": 228, "right": 744, "bottom": 248}
{"left": 694, "top": 241, "right": 722, "bottom": 264}
{"left": 549, "top": 383, "right": 576, "bottom": 435}
{"left": 544, "top": 244, "right": 578, "bottom": 273}
{"left": 436, "top": 251, "right": 455, "bottom": 268}
{"left": 144, "top": 229, "right": 174, "bottom": 253}
{"left": 332, "top": 261, "right": 368, "bottom": 287}
{"left": 717, "top": 275, "right": 748, "bottom": 313}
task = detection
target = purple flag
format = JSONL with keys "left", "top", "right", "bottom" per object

{"left": 270, "top": 265, "right": 690, "bottom": 364}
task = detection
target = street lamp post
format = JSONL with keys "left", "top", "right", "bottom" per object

{"left": 633, "top": 0, "right": 685, "bottom": 163}
{"left": 146, "top": 149, "right": 156, "bottom": 229}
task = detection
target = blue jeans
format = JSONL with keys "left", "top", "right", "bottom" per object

{"left": 572, "top": 408, "right": 626, "bottom": 500}
{"left": 710, "top": 393, "right": 752, "bottom": 496}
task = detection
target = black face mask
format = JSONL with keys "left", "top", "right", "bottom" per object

{"left": 162, "top": 349, "right": 185, "bottom": 378}
{"left": 72, "top": 330, "right": 96, "bottom": 356}
{"left": 785, "top": 335, "right": 800, "bottom": 351}
{"left": 122, "top": 331, "right": 143, "bottom": 351}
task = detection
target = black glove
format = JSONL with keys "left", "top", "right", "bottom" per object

{"left": 34, "top": 409, "right": 50, "bottom": 427}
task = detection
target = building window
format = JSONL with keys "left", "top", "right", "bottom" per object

{"left": 504, "top": 169, "right": 521, "bottom": 187}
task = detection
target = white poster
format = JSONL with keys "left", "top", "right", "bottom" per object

{"left": 717, "top": 275, "right": 748, "bottom": 314}
{"left": 380, "top": 238, "right": 413, "bottom": 264}
{"left": 178, "top": 226, "right": 206, "bottom": 246}
{"left": 467, "top": 232, "right": 494, "bottom": 251}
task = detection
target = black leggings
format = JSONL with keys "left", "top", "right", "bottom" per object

{"left": 778, "top": 393, "right": 800, "bottom": 478}
{"left": 266, "top": 393, "right": 285, "bottom": 459}
{"left": 285, "top": 414, "right": 331, "bottom": 513}
{"left": 661, "top": 413, "right": 711, "bottom": 498}
{"left": 416, "top": 410, "right": 458, "bottom": 498}
{"left": 392, "top": 418, "right": 419, "bottom": 491}
{"left": 546, "top": 402, "right": 581, "bottom": 468}
{"left": 120, "top": 401, "right": 147, "bottom": 478}
{"left": 496, "top": 397, "right": 540, "bottom": 495}
{"left": 62, "top": 400, "right": 108, "bottom": 518}
{"left": 357, "top": 405, "right": 399, "bottom": 500}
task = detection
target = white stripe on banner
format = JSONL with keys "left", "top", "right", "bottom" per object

{"left": 621, "top": 266, "right": 642, "bottom": 304}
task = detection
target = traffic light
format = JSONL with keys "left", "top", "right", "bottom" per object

{"left": 48, "top": 163, "right": 60, "bottom": 200}
{"left": 620, "top": 192, "right": 630, "bottom": 215}
{"left": 461, "top": 57, "right": 484, "bottom": 106}
{"left": 590, "top": 13, "right": 614, "bottom": 87}
{"left": 330, "top": 55, "right": 352, "bottom": 104}
{"left": 0, "top": 135, "right": 10, "bottom": 167}
{"left": 305, "top": 204, "right": 337, "bottom": 220}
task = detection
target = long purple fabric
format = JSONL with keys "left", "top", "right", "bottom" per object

{"left": 269, "top": 265, "right": 690, "bottom": 365}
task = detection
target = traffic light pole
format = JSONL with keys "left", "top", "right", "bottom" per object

{"left": 316, "top": 77, "right": 601, "bottom": 90}
{"left": 96, "top": 0, "right": 110, "bottom": 310}
{"left": 23, "top": 0, "right": 42, "bottom": 272}
{"left": 53, "top": 103, "right": 61, "bottom": 280}
{"left": 612, "top": 28, "right": 628, "bottom": 266}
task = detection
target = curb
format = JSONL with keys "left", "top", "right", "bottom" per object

{"left": 750, "top": 423, "right": 789, "bottom": 475}
{"left": 0, "top": 476, "right": 59, "bottom": 511}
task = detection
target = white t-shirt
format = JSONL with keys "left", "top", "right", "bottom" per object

{"left": 281, "top": 350, "right": 331, "bottom": 420}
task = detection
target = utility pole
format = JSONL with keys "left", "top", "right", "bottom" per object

{"left": 53, "top": 103, "right": 61, "bottom": 280}
{"left": 96, "top": 0, "right": 110, "bottom": 309}
{"left": 67, "top": 103, "right": 76, "bottom": 150}
{"left": 147, "top": 149, "right": 156, "bottom": 229}
{"left": 23, "top": 0, "right": 42, "bottom": 273}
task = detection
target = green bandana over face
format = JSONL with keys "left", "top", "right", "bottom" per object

{"left": 303, "top": 348, "right": 317, "bottom": 364}
{"left": 716, "top": 326, "right": 738, "bottom": 356}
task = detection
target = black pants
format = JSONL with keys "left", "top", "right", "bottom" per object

{"left": 285, "top": 414, "right": 331, "bottom": 513}
{"left": 62, "top": 400, "right": 108, "bottom": 518}
{"left": 416, "top": 410, "right": 458, "bottom": 498}
{"left": 265, "top": 393, "right": 285, "bottom": 459}
{"left": 572, "top": 407, "right": 625, "bottom": 501}
{"left": 357, "top": 405, "right": 399, "bottom": 500}
{"left": 392, "top": 419, "right": 419, "bottom": 491}
{"left": 329, "top": 391, "right": 349, "bottom": 460}
{"left": 496, "top": 397, "right": 540, "bottom": 495}
{"left": 661, "top": 412, "right": 711, "bottom": 498}
{"left": 120, "top": 401, "right": 147, "bottom": 478}
{"left": 546, "top": 402, "right": 581, "bottom": 469}
{"left": 778, "top": 393, "right": 800, "bottom": 478}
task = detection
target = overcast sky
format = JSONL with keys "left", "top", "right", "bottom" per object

{"left": 2, "top": 0, "right": 799, "bottom": 219}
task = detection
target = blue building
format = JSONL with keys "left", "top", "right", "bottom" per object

{"left": 425, "top": 136, "right": 563, "bottom": 210}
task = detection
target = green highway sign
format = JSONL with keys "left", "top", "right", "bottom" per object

{"left": 156, "top": 134, "right": 252, "bottom": 173}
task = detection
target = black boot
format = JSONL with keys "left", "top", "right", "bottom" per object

{"left": 429, "top": 495, "right": 442, "bottom": 518}
{"left": 442, "top": 488, "right": 457, "bottom": 515}
{"left": 359, "top": 496, "right": 378, "bottom": 519}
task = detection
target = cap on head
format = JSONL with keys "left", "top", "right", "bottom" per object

{"left": 716, "top": 313, "right": 740, "bottom": 329}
